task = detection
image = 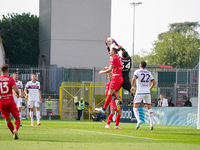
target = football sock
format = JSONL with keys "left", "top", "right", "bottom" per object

{"left": 7, "top": 122, "right": 14, "bottom": 134}
{"left": 103, "top": 94, "right": 112, "bottom": 109}
{"left": 19, "top": 111, "right": 22, "bottom": 120}
{"left": 115, "top": 114, "right": 121, "bottom": 126}
{"left": 148, "top": 109, "right": 154, "bottom": 125}
{"left": 107, "top": 113, "right": 114, "bottom": 125}
{"left": 15, "top": 119, "right": 20, "bottom": 130}
{"left": 133, "top": 108, "right": 140, "bottom": 122}
{"left": 30, "top": 111, "right": 34, "bottom": 123}
{"left": 36, "top": 111, "right": 40, "bottom": 124}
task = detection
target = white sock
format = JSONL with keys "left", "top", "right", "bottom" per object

{"left": 30, "top": 111, "right": 34, "bottom": 123}
{"left": 19, "top": 111, "right": 22, "bottom": 120}
{"left": 36, "top": 111, "right": 40, "bottom": 124}
{"left": 133, "top": 108, "right": 140, "bottom": 122}
{"left": 148, "top": 109, "right": 154, "bottom": 125}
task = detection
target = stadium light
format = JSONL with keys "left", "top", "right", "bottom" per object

{"left": 129, "top": 2, "right": 142, "bottom": 69}
{"left": 198, "top": 54, "right": 200, "bottom": 129}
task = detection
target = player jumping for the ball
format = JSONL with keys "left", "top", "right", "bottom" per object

{"left": 104, "top": 73, "right": 122, "bottom": 129}
{"left": 99, "top": 47, "right": 123, "bottom": 112}
{"left": 105, "top": 37, "right": 134, "bottom": 98}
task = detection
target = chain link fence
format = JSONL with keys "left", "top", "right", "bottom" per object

{"left": 1, "top": 64, "right": 198, "bottom": 119}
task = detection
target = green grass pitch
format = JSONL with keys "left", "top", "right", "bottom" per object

{"left": 0, "top": 120, "right": 200, "bottom": 150}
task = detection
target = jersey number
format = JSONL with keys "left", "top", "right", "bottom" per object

{"left": 141, "top": 73, "right": 150, "bottom": 82}
{"left": 0, "top": 82, "right": 9, "bottom": 94}
{"left": 123, "top": 62, "right": 130, "bottom": 69}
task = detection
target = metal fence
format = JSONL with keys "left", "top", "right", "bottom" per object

{"left": 6, "top": 64, "right": 199, "bottom": 110}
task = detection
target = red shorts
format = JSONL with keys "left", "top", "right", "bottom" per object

{"left": 110, "top": 100, "right": 121, "bottom": 111}
{"left": 0, "top": 99, "right": 19, "bottom": 119}
{"left": 110, "top": 75, "right": 123, "bottom": 91}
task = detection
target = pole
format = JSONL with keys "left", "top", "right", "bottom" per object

{"left": 197, "top": 55, "right": 200, "bottom": 129}
{"left": 130, "top": 2, "right": 142, "bottom": 71}
{"left": 132, "top": 4, "right": 135, "bottom": 70}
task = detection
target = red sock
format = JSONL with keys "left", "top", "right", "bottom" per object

{"left": 15, "top": 119, "right": 20, "bottom": 130}
{"left": 7, "top": 122, "right": 14, "bottom": 134}
{"left": 115, "top": 114, "right": 121, "bottom": 126}
{"left": 104, "top": 94, "right": 112, "bottom": 109}
{"left": 107, "top": 113, "right": 114, "bottom": 125}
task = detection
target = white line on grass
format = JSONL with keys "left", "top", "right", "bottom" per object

{"left": 0, "top": 123, "right": 158, "bottom": 140}
{"left": 66, "top": 128, "right": 159, "bottom": 141}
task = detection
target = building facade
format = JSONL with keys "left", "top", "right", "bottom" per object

{"left": 0, "top": 33, "right": 5, "bottom": 67}
{"left": 39, "top": 0, "right": 111, "bottom": 69}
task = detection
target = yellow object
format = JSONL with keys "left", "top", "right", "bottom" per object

{"left": 59, "top": 82, "right": 123, "bottom": 121}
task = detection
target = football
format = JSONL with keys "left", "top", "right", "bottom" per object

{"left": 106, "top": 37, "right": 113, "bottom": 45}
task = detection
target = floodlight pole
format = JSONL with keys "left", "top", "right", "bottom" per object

{"left": 198, "top": 55, "right": 200, "bottom": 129}
{"left": 129, "top": 2, "right": 142, "bottom": 71}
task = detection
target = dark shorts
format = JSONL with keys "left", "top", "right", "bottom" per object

{"left": 121, "top": 77, "right": 131, "bottom": 92}
{"left": 116, "top": 75, "right": 131, "bottom": 92}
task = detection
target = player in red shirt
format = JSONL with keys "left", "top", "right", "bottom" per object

{"left": 99, "top": 47, "right": 123, "bottom": 112}
{"left": 0, "top": 64, "right": 21, "bottom": 139}
{"left": 104, "top": 73, "right": 122, "bottom": 129}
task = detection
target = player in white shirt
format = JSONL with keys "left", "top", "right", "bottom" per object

{"left": 24, "top": 73, "right": 42, "bottom": 126}
{"left": 131, "top": 61, "right": 156, "bottom": 130}
{"left": 13, "top": 73, "right": 26, "bottom": 126}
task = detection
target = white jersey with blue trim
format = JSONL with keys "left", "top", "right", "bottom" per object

{"left": 133, "top": 68, "right": 154, "bottom": 94}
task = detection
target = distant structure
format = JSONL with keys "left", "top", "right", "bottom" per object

{"left": 0, "top": 33, "right": 5, "bottom": 67}
{"left": 39, "top": 0, "right": 111, "bottom": 69}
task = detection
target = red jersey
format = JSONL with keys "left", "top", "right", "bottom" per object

{"left": 110, "top": 55, "right": 123, "bottom": 76}
{"left": 105, "top": 81, "right": 110, "bottom": 96}
{"left": 0, "top": 75, "right": 16, "bottom": 100}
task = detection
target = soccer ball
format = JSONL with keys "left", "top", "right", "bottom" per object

{"left": 106, "top": 37, "right": 113, "bottom": 45}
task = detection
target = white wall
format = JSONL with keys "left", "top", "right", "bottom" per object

{"left": 0, "top": 35, "right": 5, "bottom": 67}
{"left": 39, "top": 0, "right": 111, "bottom": 68}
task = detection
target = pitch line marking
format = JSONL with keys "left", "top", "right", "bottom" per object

{"left": 66, "top": 128, "right": 159, "bottom": 141}
{"left": 0, "top": 124, "right": 158, "bottom": 140}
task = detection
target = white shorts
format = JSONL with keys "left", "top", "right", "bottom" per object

{"left": 28, "top": 100, "right": 40, "bottom": 108}
{"left": 134, "top": 93, "right": 151, "bottom": 105}
{"left": 14, "top": 97, "right": 23, "bottom": 107}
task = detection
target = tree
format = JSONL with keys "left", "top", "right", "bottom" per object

{"left": 148, "top": 22, "right": 200, "bottom": 68}
{"left": 158, "top": 22, "right": 200, "bottom": 40}
{"left": 0, "top": 13, "right": 39, "bottom": 65}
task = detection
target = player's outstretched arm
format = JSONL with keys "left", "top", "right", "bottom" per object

{"left": 105, "top": 37, "right": 119, "bottom": 53}
{"left": 99, "top": 65, "right": 113, "bottom": 75}
{"left": 105, "top": 40, "right": 111, "bottom": 53}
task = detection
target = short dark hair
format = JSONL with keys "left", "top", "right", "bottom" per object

{"left": 122, "top": 51, "right": 128, "bottom": 58}
{"left": 31, "top": 73, "right": 36, "bottom": 76}
{"left": 112, "top": 48, "right": 119, "bottom": 54}
{"left": 13, "top": 72, "right": 18, "bottom": 75}
{"left": 140, "top": 61, "right": 147, "bottom": 68}
{"left": 1, "top": 64, "right": 9, "bottom": 73}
